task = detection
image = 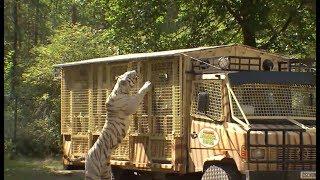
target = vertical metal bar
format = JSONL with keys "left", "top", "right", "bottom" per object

{"left": 70, "top": 91, "right": 73, "bottom": 135}
{"left": 300, "top": 131, "right": 303, "bottom": 169}
{"left": 247, "top": 129, "right": 251, "bottom": 162}
{"left": 265, "top": 130, "right": 268, "bottom": 145}
{"left": 172, "top": 60, "right": 178, "bottom": 137}
{"left": 265, "top": 130, "right": 269, "bottom": 171}
{"left": 282, "top": 130, "right": 286, "bottom": 170}
{"left": 146, "top": 61, "right": 153, "bottom": 164}
{"left": 287, "top": 60, "right": 291, "bottom": 72}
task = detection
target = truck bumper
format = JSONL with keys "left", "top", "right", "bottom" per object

{"left": 245, "top": 170, "right": 316, "bottom": 180}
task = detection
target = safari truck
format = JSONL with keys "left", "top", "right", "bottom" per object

{"left": 54, "top": 44, "right": 316, "bottom": 179}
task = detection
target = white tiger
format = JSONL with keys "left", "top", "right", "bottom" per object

{"left": 85, "top": 70, "right": 151, "bottom": 180}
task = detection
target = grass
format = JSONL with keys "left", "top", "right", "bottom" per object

{"left": 4, "top": 156, "right": 84, "bottom": 180}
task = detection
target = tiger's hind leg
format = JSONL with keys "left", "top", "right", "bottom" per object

{"left": 100, "top": 164, "right": 112, "bottom": 180}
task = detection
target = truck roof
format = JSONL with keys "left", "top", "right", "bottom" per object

{"left": 54, "top": 44, "right": 288, "bottom": 68}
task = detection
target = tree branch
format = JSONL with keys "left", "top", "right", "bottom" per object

{"left": 260, "top": 0, "right": 305, "bottom": 49}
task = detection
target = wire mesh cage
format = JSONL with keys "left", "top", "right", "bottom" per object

{"left": 71, "top": 135, "right": 89, "bottom": 156}
{"left": 61, "top": 90, "right": 71, "bottom": 134}
{"left": 191, "top": 80, "right": 223, "bottom": 120}
{"left": 111, "top": 135, "right": 130, "bottom": 160}
{"left": 61, "top": 59, "right": 183, "bottom": 162}
{"left": 151, "top": 60, "right": 182, "bottom": 136}
{"left": 71, "top": 90, "right": 89, "bottom": 135}
{"left": 150, "top": 139, "right": 172, "bottom": 161}
{"left": 90, "top": 89, "right": 108, "bottom": 133}
{"left": 231, "top": 84, "right": 316, "bottom": 118}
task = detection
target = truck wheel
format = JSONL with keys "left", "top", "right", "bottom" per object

{"left": 62, "top": 157, "right": 72, "bottom": 170}
{"left": 63, "top": 164, "right": 74, "bottom": 170}
{"left": 111, "top": 167, "right": 137, "bottom": 180}
{"left": 201, "top": 164, "right": 240, "bottom": 180}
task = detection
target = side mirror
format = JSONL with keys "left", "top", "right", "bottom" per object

{"left": 197, "top": 92, "right": 209, "bottom": 113}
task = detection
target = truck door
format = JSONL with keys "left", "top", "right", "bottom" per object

{"left": 188, "top": 79, "right": 227, "bottom": 172}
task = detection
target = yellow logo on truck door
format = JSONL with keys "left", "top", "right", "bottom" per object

{"left": 198, "top": 128, "right": 219, "bottom": 148}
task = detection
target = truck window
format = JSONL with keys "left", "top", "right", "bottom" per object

{"left": 191, "top": 80, "right": 223, "bottom": 121}
{"left": 197, "top": 92, "right": 209, "bottom": 113}
{"left": 230, "top": 84, "right": 316, "bottom": 119}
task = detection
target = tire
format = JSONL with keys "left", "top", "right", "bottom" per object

{"left": 111, "top": 166, "right": 137, "bottom": 180}
{"left": 63, "top": 164, "right": 75, "bottom": 170}
{"left": 62, "top": 157, "right": 71, "bottom": 170}
{"left": 201, "top": 164, "right": 241, "bottom": 180}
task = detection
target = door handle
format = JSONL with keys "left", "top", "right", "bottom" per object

{"left": 190, "top": 132, "right": 198, "bottom": 139}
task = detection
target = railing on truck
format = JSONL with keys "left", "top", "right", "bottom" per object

{"left": 247, "top": 128, "right": 316, "bottom": 171}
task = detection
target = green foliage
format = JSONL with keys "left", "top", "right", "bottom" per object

{"left": 4, "top": 139, "right": 16, "bottom": 156}
{"left": 24, "top": 24, "right": 116, "bottom": 87}
{"left": 12, "top": 25, "right": 116, "bottom": 157}
{"left": 4, "top": 49, "right": 13, "bottom": 97}
{"left": 15, "top": 119, "right": 61, "bottom": 157}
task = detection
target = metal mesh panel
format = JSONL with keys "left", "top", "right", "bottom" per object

{"left": 62, "top": 89, "right": 109, "bottom": 135}
{"left": 191, "top": 80, "right": 223, "bottom": 120}
{"left": 71, "top": 90, "right": 89, "bottom": 115}
{"left": 150, "top": 139, "right": 172, "bottom": 160}
{"left": 231, "top": 84, "right": 316, "bottom": 118}
{"left": 172, "top": 61, "right": 182, "bottom": 135}
{"left": 153, "top": 116, "right": 173, "bottom": 134}
{"left": 71, "top": 90, "right": 89, "bottom": 135}
{"left": 151, "top": 61, "right": 181, "bottom": 136}
{"left": 71, "top": 136, "right": 89, "bottom": 155}
{"left": 72, "top": 116, "right": 89, "bottom": 135}
{"left": 61, "top": 61, "right": 182, "bottom": 161}
{"left": 61, "top": 90, "right": 71, "bottom": 134}
{"left": 152, "top": 62, "right": 173, "bottom": 115}
{"left": 111, "top": 135, "right": 130, "bottom": 160}
{"left": 91, "top": 89, "right": 109, "bottom": 133}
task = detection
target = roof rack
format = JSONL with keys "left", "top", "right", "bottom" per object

{"left": 278, "top": 58, "right": 316, "bottom": 72}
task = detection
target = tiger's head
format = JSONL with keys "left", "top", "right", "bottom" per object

{"left": 113, "top": 70, "right": 138, "bottom": 95}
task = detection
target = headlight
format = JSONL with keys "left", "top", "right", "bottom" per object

{"left": 250, "top": 148, "right": 265, "bottom": 159}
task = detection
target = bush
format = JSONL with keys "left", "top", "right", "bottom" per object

{"left": 15, "top": 119, "right": 61, "bottom": 157}
{"left": 4, "top": 139, "right": 16, "bottom": 158}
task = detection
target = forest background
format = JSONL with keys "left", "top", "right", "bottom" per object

{"left": 4, "top": 0, "right": 316, "bottom": 158}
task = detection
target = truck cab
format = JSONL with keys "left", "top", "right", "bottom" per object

{"left": 189, "top": 67, "right": 316, "bottom": 179}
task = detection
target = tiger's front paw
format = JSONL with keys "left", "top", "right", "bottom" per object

{"left": 138, "top": 81, "right": 152, "bottom": 94}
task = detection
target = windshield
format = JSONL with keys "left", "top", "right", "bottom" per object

{"left": 230, "top": 84, "right": 316, "bottom": 119}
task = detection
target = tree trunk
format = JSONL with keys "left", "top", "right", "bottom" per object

{"left": 241, "top": 25, "right": 256, "bottom": 47}
{"left": 12, "top": 0, "right": 19, "bottom": 154}
{"left": 71, "top": 4, "right": 77, "bottom": 24}
{"left": 239, "top": 0, "right": 257, "bottom": 47}
{"left": 34, "top": 1, "right": 39, "bottom": 45}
